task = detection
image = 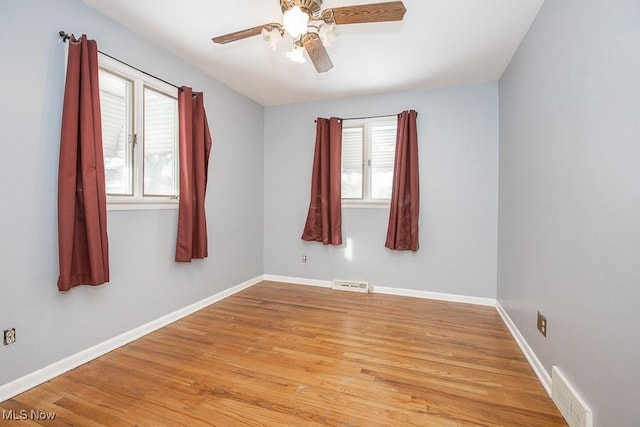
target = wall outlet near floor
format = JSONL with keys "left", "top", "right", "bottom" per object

{"left": 301, "top": 255, "right": 307, "bottom": 263}
{"left": 3, "top": 328, "right": 16, "bottom": 346}
{"left": 537, "top": 311, "right": 547, "bottom": 337}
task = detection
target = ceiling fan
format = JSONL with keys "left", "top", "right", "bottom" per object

{"left": 212, "top": 0, "right": 407, "bottom": 73}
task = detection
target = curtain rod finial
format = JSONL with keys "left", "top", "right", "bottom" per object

{"left": 59, "top": 31, "right": 70, "bottom": 42}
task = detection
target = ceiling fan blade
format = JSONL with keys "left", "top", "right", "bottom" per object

{"left": 212, "top": 23, "right": 279, "bottom": 44}
{"left": 303, "top": 33, "right": 334, "bottom": 73}
{"left": 322, "top": 1, "right": 406, "bottom": 25}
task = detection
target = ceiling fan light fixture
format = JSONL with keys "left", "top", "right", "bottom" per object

{"left": 318, "top": 23, "right": 339, "bottom": 47}
{"left": 212, "top": 1, "right": 407, "bottom": 74}
{"left": 286, "top": 43, "right": 306, "bottom": 64}
{"left": 283, "top": 6, "right": 310, "bottom": 38}
{"left": 261, "top": 27, "right": 283, "bottom": 51}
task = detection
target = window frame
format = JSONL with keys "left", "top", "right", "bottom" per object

{"left": 341, "top": 116, "right": 397, "bottom": 209}
{"left": 98, "top": 54, "right": 179, "bottom": 211}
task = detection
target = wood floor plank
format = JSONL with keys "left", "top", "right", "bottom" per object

{"left": 1, "top": 281, "right": 566, "bottom": 426}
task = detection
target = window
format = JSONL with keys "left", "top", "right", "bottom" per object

{"left": 98, "top": 54, "right": 179, "bottom": 209}
{"left": 341, "top": 116, "right": 397, "bottom": 206}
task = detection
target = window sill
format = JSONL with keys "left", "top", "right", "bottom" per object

{"left": 107, "top": 198, "right": 179, "bottom": 211}
{"left": 342, "top": 200, "right": 390, "bottom": 209}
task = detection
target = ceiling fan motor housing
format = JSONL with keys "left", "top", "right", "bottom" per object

{"left": 280, "top": 0, "right": 323, "bottom": 18}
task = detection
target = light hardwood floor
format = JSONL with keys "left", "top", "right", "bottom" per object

{"left": 1, "top": 281, "right": 566, "bottom": 426}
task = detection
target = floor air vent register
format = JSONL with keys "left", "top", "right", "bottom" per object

{"left": 331, "top": 279, "right": 373, "bottom": 293}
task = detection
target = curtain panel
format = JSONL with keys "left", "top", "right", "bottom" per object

{"left": 175, "top": 87, "right": 212, "bottom": 262}
{"left": 386, "top": 110, "right": 420, "bottom": 251}
{"left": 301, "top": 117, "right": 343, "bottom": 245}
{"left": 57, "top": 35, "right": 110, "bottom": 291}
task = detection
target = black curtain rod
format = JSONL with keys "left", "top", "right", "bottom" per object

{"left": 314, "top": 113, "right": 417, "bottom": 123}
{"left": 59, "top": 31, "right": 190, "bottom": 93}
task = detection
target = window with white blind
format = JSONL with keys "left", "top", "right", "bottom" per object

{"left": 341, "top": 116, "right": 397, "bottom": 205}
{"left": 98, "top": 54, "right": 179, "bottom": 210}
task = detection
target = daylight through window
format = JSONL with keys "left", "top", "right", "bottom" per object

{"left": 341, "top": 116, "right": 397, "bottom": 204}
{"left": 98, "top": 54, "right": 179, "bottom": 207}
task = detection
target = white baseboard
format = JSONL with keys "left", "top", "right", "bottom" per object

{"left": 375, "top": 286, "right": 496, "bottom": 306}
{"left": 495, "top": 302, "right": 552, "bottom": 396}
{"left": 263, "top": 274, "right": 496, "bottom": 306}
{"left": 0, "top": 275, "right": 263, "bottom": 403}
{"left": 262, "top": 274, "right": 331, "bottom": 288}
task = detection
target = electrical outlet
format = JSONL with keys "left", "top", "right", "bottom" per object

{"left": 3, "top": 328, "right": 16, "bottom": 346}
{"left": 537, "top": 312, "right": 547, "bottom": 337}
{"left": 302, "top": 255, "right": 307, "bottom": 263}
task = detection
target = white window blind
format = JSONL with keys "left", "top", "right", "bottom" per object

{"left": 370, "top": 123, "right": 396, "bottom": 199}
{"left": 99, "top": 70, "right": 132, "bottom": 196}
{"left": 342, "top": 127, "right": 364, "bottom": 199}
{"left": 143, "top": 87, "right": 178, "bottom": 197}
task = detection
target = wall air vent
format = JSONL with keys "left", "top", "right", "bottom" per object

{"left": 331, "top": 279, "right": 372, "bottom": 293}
{"left": 552, "top": 366, "right": 593, "bottom": 427}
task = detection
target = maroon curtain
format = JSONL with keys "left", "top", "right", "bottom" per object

{"left": 175, "top": 87, "right": 212, "bottom": 262}
{"left": 386, "top": 110, "right": 420, "bottom": 251}
{"left": 57, "top": 35, "right": 109, "bottom": 291}
{"left": 301, "top": 117, "right": 343, "bottom": 245}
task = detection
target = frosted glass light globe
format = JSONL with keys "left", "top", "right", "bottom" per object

{"left": 283, "top": 6, "right": 309, "bottom": 38}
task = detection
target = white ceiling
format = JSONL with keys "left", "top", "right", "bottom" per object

{"left": 81, "top": 0, "right": 544, "bottom": 106}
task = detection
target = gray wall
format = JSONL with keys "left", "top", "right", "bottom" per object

{"left": 264, "top": 85, "right": 499, "bottom": 297}
{"left": 498, "top": 0, "right": 640, "bottom": 425}
{"left": 0, "top": 0, "right": 264, "bottom": 385}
